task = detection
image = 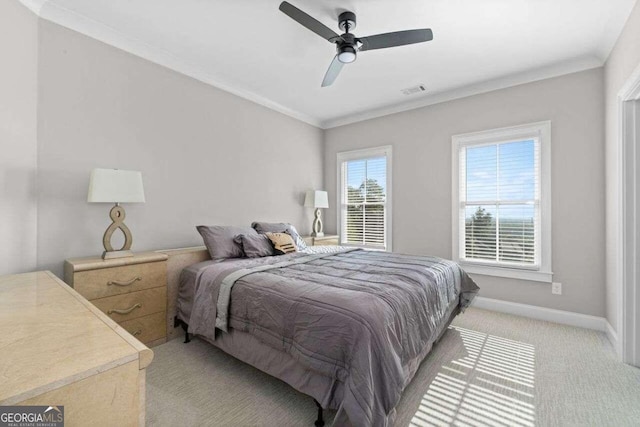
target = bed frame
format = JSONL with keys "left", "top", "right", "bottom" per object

{"left": 156, "top": 245, "right": 457, "bottom": 427}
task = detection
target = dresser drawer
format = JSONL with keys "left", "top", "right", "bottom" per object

{"left": 73, "top": 261, "right": 166, "bottom": 300}
{"left": 120, "top": 311, "right": 166, "bottom": 345}
{"left": 91, "top": 287, "right": 166, "bottom": 323}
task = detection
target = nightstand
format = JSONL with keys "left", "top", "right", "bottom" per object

{"left": 302, "top": 235, "right": 340, "bottom": 246}
{"left": 64, "top": 252, "right": 168, "bottom": 347}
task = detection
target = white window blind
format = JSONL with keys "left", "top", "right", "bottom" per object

{"left": 338, "top": 146, "right": 391, "bottom": 250}
{"left": 460, "top": 139, "right": 539, "bottom": 267}
{"left": 452, "top": 122, "right": 552, "bottom": 282}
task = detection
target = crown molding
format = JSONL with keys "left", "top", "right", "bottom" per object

{"left": 18, "top": 0, "right": 48, "bottom": 15}
{"left": 320, "top": 55, "right": 603, "bottom": 129}
{"left": 598, "top": 0, "right": 639, "bottom": 62}
{"left": 22, "top": 1, "right": 607, "bottom": 131}
{"left": 31, "top": 1, "right": 324, "bottom": 128}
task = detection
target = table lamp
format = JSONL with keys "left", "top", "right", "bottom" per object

{"left": 88, "top": 168, "right": 145, "bottom": 259}
{"left": 304, "top": 190, "right": 329, "bottom": 237}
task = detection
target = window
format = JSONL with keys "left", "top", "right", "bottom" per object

{"left": 452, "top": 122, "right": 552, "bottom": 282}
{"left": 337, "top": 146, "right": 392, "bottom": 250}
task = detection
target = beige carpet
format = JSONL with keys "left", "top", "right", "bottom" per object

{"left": 146, "top": 308, "right": 640, "bottom": 426}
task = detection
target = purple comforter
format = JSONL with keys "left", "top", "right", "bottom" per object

{"left": 187, "top": 249, "right": 478, "bottom": 426}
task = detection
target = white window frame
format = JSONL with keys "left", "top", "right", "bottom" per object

{"left": 451, "top": 121, "right": 552, "bottom": 283}
{"left": 337, "top": 146, "right": 393, "bottom": 251}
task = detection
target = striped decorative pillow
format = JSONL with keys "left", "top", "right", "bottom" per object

{"left": 265, "top": 232, "right": 297, "bottom": 255}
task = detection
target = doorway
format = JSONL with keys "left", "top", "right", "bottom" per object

{"left": 620, "top": 67, "right": 640, "bottom": 367}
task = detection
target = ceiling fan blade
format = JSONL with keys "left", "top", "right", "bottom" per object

{"left": 279, "top": 2, "right": 341, "bottom": 42}
{"left": 359, "top": 29, "right": 433, "bottom": 51}
{"left": 321, "top": 55, "right": 344, "bottom": 87}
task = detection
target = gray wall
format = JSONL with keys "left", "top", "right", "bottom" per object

{"left": 604, "top": 1, "right": 640, "bottom": 332}
{"left": 0, "top": 1, "right": 38, "bottom": 275}
{"left": 324, "top": 68, "right": 605, "bottom": 317}
{"left": 35, "top": 20, "right": 324, "bottom": 277}
{"left": 0, "top": 4, "right": 615, "bottom": 321}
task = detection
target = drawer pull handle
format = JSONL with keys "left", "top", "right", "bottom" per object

{"left": 132, "top": 329, "right": 142, "bottom": 337}
{"left": 107, "top": 277, "right": 142, "bottom": 286}
{"left": 108, "top": 303, "right": 142, "bottom": 315}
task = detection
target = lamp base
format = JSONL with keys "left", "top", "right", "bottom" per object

{"left": 102, "top": 204, "right": 134, "bottom": 260}
{"left": 311, "top": 208, "right": 324, "bottom": 238}
{"left": 102, "top": 250, "right": 134, "bottom": 260}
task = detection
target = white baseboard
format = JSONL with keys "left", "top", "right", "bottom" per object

{"left": 471, "top": 296, "right": 607, "bottom": 332}
{"left": 606, "top": 321, "right": 621, "bottom": 356}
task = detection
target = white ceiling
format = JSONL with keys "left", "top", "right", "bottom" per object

{"left": 23, "top": 0, "right": 637, "bottom": 128}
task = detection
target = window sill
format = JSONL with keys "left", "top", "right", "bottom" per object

{"left": 459, "top": 263, "right": 553, "bottom": 283}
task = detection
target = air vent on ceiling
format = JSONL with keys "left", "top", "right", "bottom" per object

{"left": 401, "top": 84, "right": 427, "bottom": 96}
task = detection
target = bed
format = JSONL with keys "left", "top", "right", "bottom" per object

{"left": 174, "top": 240, "right": 478, "bottom": 427}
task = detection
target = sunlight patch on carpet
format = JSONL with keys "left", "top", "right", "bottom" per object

{"left": 410, "top": 326, "right": 536, "bottom": 427}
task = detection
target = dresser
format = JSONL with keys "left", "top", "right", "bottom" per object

{"left": 0, "top": 271, "right": 152, "bottom": 426}
{"left": 303, "top": 234, "right": 340, "bottom": 246}
{"left": 64, "top": 252, "right": 168, "bottom": 348}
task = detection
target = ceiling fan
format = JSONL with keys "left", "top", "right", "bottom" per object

{"left": 279, "top": 1, "right": 433, "bottom": 87}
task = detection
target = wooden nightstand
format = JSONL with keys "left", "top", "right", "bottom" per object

{"left": 64, "top": 252, "right": 168, "bottom": 347}
{"left": 302, "top": 235, "right": 340, "bottom": 246}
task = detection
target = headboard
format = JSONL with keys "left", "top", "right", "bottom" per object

{"left": 156, "top": 246, "right": 210, "bottom": 341}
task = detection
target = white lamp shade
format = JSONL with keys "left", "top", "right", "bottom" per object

{"left": 87, "top": 168, "right": 145, "bottom": 203}
{"left": 304, "top": 190, "right": 329, "bottom": 209}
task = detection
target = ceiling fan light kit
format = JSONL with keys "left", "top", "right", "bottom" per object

{"left": 279, "top": 1, "right": 433, "bottom": 87}
{"left": 338, "top": 45, "right": 357, "bottom": 63}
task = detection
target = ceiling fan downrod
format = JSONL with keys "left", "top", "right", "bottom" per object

{"left": 337, "top": 11, "right": 357, "bottom": 63}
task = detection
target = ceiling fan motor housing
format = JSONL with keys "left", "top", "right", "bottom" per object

{"left": 337, "top": 33, "right": 357, "bottom": 63}
{"left": 338, "top": 11, "right": 356, "bottom": 32}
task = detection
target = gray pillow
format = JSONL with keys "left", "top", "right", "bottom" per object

{"left": 251, "top": 222, "right": 308, "bottom": 250}
{"left": 197, "top": 225, "right": 258, "bottom": 259}
{"left": 234, "top": 234, "right": 274, "bottom": 258}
